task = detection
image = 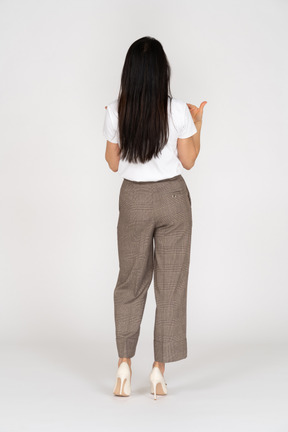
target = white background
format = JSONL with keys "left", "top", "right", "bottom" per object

{"left": 0, "top": 0, "right": 287, "bottom": 431}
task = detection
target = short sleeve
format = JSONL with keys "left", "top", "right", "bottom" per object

{"left": 178, "top": 103, "right": 197, "bottom": 138}
{"left": 103, "top": 106, "right": 119, "bottom": 143}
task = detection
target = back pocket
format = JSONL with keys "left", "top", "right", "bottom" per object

{"left": 171, "top": 188, "right": 191, "bottom": 206}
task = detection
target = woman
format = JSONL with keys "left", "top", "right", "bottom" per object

{"left": 103, "top": 36, "right": 207, "bottom": 400}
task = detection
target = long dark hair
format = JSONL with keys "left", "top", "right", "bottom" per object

{"left": 117, "top": 36, "right": 173, "bottom": 163}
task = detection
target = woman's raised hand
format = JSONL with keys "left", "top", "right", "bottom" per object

{"left": 187, "top": 101, "right": 207, "bottom": 123}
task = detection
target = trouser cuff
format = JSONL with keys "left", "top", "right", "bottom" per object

{"left": 116, "top": 336, "right": 138, "bottom": 358}
{"left": 154, "top": 338, "right": 187, "bottom": 363}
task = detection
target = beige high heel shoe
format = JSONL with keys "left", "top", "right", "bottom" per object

{"left": 113, "top": 361, "right": 132, "bottom": 396}
{"left": 149, "top": 365, "right": 168, "bottom": 400}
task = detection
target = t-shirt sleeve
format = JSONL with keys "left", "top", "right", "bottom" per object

{"left": 178, "top": 103, "right": 198, "bottom": 138}
{"left": 102, "top": 106, "right": 119, "bottom": 143}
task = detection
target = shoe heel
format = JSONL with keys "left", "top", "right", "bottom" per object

{"left": 113, "top": 362, "right": 131, "bottom": 396}
{"left": 149, "top": 366, "right": 168, "bottom": 400}
{"left": 149, "top": 380, "right": 158, "bottom": 400}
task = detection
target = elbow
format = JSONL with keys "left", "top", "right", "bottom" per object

{"left": 187, "top": 161, "right": 195, "bottom": 170}
{"left": 179, "top": 148, "right": 199, "bottom": 170}
{"left": 189, "top": 160, "right": 195, "bottom": 170}
{"left": 180, "top": 158, "right": 196, "bottom": 170}
{"left": 186, "top": 151, "right": 200, "bottom": 169}
{"left": 105, "top": 156, "right": 119, "bottom": 172}
{"left": 107, "top": 161, "right": 118, "bottom": 172}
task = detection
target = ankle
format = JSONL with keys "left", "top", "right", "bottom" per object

{"left": 118, "top": 357, "right": 131, "bottom": 366}
{"left": 153, "top": 361, "right": 165, "bottom": 373}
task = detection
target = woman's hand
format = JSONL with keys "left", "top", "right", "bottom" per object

{"left": 187, "top": 101, "right": 207, "bottom": 123}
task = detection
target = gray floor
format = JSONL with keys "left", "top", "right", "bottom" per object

{"left": 0, "top": 341, "right": 287, "bottom": 431}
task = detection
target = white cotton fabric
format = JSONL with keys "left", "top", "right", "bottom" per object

{"left": 103, "top": 97, "right": 197, "bottom": 181}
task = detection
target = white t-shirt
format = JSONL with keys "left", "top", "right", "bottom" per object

{"left": 102, "top": 97, "right": 197, "bottom": 181}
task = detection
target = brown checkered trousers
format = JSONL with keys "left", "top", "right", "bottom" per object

{"left": 114, "top": 174, "right": 192, "bottom": 363}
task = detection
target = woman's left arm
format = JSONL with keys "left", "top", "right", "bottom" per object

{"left": 105, "top": 141, "right": 120, "bottom": 172}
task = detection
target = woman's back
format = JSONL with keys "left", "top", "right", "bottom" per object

{"left": 103, "top": 97, "right": 198, "bottom": 181}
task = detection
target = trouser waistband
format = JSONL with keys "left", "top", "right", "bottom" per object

{"left": 123, "top": 174, "right": 182, "bottom": 185}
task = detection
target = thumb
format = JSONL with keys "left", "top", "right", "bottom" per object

{"left": 200, "top": 101, "right": 207, "bottom": 113}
